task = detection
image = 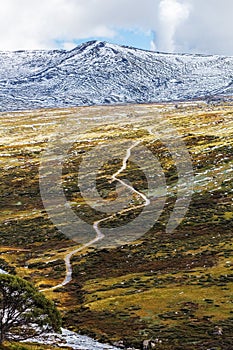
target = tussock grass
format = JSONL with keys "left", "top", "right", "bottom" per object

{"left": 1, "top": 101, "right": 232, "bottom": 349}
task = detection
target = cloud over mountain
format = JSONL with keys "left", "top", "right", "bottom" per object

{"left": 0, "top": 0, "right": 232, "bottom": 55}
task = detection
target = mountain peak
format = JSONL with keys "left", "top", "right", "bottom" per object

{"left": 70, "top": 40, "right": 108, "bottom": 53}
{"left": 0, "top": 42, "right": 233, "bottom": 112}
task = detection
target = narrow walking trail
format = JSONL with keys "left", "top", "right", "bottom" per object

{"left": 0, "top": 267, "right": 123, "bottom": 349}
{"left": 1, "top": 141, "right": 148, "bottom": 349}
{"left": 42, "top": 140, "right": 150, "bottom": 292}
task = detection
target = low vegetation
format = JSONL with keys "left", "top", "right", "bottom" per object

{"left": 0, "top": 101, "right": 232, "bottom": 349}
{"left": 0, "top": 274, "right": 61, "bottom": 345}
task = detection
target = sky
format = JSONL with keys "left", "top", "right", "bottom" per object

{"left": 0, "top": 0, "right": 233, "bottom": 55}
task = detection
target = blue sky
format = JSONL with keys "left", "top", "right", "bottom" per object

{"left": 72, "top": 29, "right": 153, "bottom": 51}
{"left": 0, "top": 0, "right": 233, "bottom": 55}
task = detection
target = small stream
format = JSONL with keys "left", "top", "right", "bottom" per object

{"left": 24, "top": 328, "right": 123, "bottom": 350}
{"left": 1, "top": 142, "right": 146, "bottom": 349}
{"left": 0, "top": 268, "right": 123, "bottom": 349}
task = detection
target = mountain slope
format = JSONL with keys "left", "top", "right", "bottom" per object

{"left": 0, "top": 40, "right": 233, "bottom": 112}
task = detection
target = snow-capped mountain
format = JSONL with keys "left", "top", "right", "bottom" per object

{"left": 0, "top": 40, "right": 233, "bottom": 112}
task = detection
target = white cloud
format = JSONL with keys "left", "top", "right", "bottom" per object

{"left": 0, "top": 0, "right": 232, "bottom": 55}
{"left": 0, "top": 0, "right": 156, "bottom": 50}
{"left": 175, "top": 0, "right": 233, "bottom": 55}
{"left": 154, "top": 0, "right": 190, "bottom": 52}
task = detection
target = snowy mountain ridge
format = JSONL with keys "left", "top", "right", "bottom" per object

{"left": 0, "top": 40, "right": 233, "bottom": 112}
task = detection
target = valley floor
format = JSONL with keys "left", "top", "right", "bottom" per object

{"left": 0, "top": 101, "right": 232, "bottom": 349}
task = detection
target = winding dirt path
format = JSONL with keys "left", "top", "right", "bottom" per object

{"left": 41, "top": 140, "right": 150, "bottom": 292}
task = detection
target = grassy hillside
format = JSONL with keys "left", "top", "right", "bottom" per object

{"left": 0, "top": 101, "right": 232, "bottom": 349}
{"left": 0, "top": 342, "right": 69, "bottom": 350}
